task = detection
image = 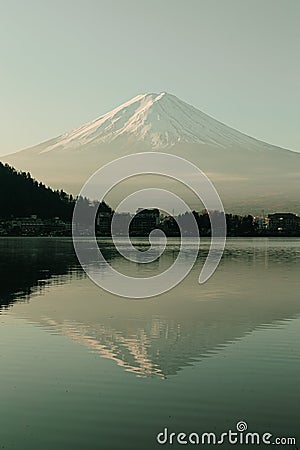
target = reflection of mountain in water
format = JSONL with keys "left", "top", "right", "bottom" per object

{"left": 2, "top": 238, "right": 300, "bottom": 378}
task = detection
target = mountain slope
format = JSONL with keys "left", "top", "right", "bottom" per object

{"left": 2, "top": 93, "right": 300, "bottom": 214}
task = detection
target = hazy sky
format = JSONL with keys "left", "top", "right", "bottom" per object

{"left": 0, "top": 0, "right": 299, "bottom": 155}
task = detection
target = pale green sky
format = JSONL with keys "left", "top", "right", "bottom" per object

{"left": 0, "top": 0, "right": 299, "bottom": 155}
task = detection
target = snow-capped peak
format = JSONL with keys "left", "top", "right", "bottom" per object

{"left": 41, "top": 92, "right": 267, "bottom": 152}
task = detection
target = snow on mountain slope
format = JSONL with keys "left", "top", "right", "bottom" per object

{"left": 37, "top": 92, "right": 272, "bottom": 153}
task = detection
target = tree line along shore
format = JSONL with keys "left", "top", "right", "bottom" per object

{"left": 1, "top": 162, "right": 299, "bottom": 237}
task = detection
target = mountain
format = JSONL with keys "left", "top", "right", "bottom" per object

{"left": 19, "top": 92, "right": 280, "bottom": 151}
{"left": 2, "top": 92, "right": 300, "bottom": 214}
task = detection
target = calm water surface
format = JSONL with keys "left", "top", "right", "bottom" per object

{"left": 0, "top": 237, "right": 299, "bottom": 449}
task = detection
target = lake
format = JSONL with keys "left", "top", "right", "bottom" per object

{"left": 0, "top": 237, "right": 299, "bottom": 449}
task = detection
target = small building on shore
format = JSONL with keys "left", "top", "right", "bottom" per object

{"left": 268, "top": 213, "right": 300, "bottom": 234}
{"left": 130, "top": 209, "right": 160, "bottom": 236}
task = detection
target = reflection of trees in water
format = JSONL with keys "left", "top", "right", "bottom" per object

{"left": 0, "top": 238, "right": 82, "bottom": 309}
{"left": 2, "top": 238, "right": 299, "bottom": 312}
{"left": 1, "top": 237, "right": 299, "bottom": 312}
{"left": 0, "top": 237, "right": 137, "bottom": 309}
